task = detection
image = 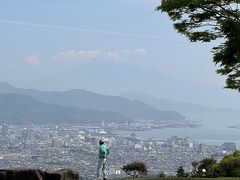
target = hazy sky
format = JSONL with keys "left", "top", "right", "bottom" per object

{"left": 1, "top": 0, "right": 240, "bottom": 108}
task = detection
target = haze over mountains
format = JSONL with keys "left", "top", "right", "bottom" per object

{"left": 25, "top": 60, "right": 240, "bottom": 109}
{"left": 121, "top": 92, "right": 240, "bottom": 129}
{"left": 121, "top": 92, "right": 240, "bottom": 115}
{"left": 1, "top": 80, "right": 240, "bottom": 126}
{"left": 0, "top": 93, "right": 127, "bottom": 124}
{"left": 0, "top": 82, "right": 184, "bottom": 124}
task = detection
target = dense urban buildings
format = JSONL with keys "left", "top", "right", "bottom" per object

{"left": 0, "top": 124, "right": 236, "bottom": 179}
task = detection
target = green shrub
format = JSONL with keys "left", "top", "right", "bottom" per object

{"left": 122, "top": 161, "right": 148, "bottom": 178}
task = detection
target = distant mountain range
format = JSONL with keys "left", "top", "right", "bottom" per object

{"left": 120, "top": 92, "right": 240, "bottom": 129}
{"left": 25, "top": 59, "right": 240, "bottom": 109}
{"left": 0, "top": 82, "right": 185, "bottom": 124}
{"left": 0, "top": 93, "right": 127, "bottom": 125}
{"left": 120, "top": 92, "right": 240, "bottom": 115}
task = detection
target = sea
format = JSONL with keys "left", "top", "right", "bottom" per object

{"left": 113, "top": 113, "right": 240, "bottom": 147}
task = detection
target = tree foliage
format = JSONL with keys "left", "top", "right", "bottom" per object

{"left": 157, "top": 0, "right": 240, "bottom": 92}
{"left": 219, "top": 150, "right": 240, "bottom": 177}
{"left": 197, "top": 158, "right": 218, "bottom": 177}
{"left": 190, "top": 150, "right": 240, "bottom": 177}
{"left": 176, "top": 166, "right": 187, "bottom": 177}
{"left": 158, "top": 171, "right": 166, "bottom": 177}
{"left": 191, "top": 161, "right": 199, "bottom": 177}
{"left": 122, "top": 161, "right": 148, "bottom": 178}
{"left": 190, "top": 158, "right": 218, "bottom": 177}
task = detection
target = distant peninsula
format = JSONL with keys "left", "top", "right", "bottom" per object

{"left": 228, "top": 125, "right": 240, "bottom": 129}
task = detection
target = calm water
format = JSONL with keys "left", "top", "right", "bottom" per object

{"left": 114, "top": 113, "right": 240, "bottom": 147}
